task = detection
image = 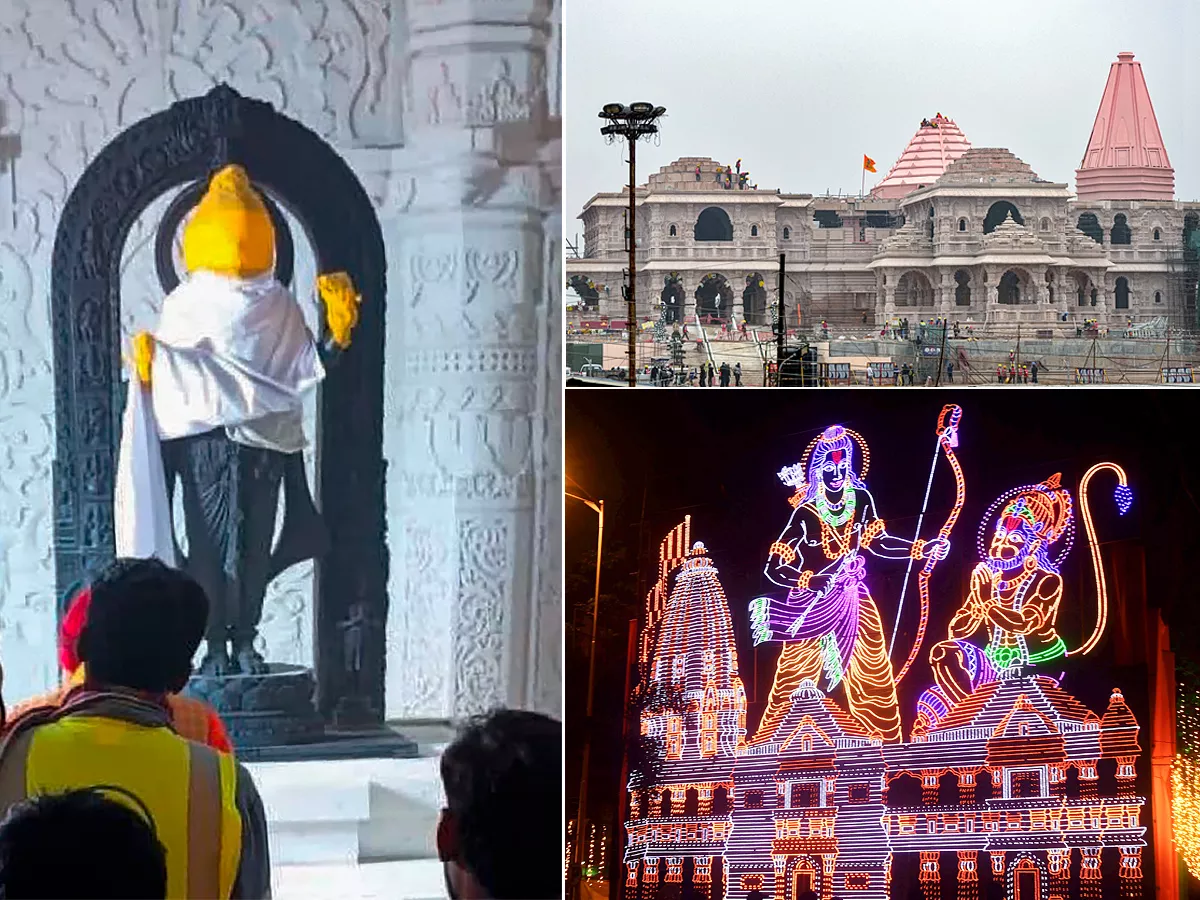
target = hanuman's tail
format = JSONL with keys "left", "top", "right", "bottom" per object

{"left": 1069, "top": 463, "right": 1133, "bottom": 657}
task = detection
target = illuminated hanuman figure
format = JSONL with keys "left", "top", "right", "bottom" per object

{"left": 917, "top": 465, "right": 1131, "bottom": 732}
{"left": 930, "top": 475, "right": 1072, "bottom": 706}
{"left": 751, "top": 425, "right": 949, "bottom": 743}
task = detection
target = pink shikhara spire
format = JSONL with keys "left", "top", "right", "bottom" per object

{"left": 871, "top": 113, "right": 972, "bottom": 200}
{"left": 1076, "top": 51, "right": 1174, "bottom": 201}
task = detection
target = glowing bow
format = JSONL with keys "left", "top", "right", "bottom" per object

{"left": 1069, "top": 462, "right": 1132, "bottom": 657}
{"left": 891, "top": 404, "right": 965, "bottom": 685}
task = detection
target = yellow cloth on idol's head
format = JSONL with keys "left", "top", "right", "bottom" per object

{"left": 182, "top": 165, "right": 274, "bottom": 278}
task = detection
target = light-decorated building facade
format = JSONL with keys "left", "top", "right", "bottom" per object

{"left": 568, "top": 52, "right": 1200, "bottom": 334}
{"left": 623, "top": 413, "right": 1163, "bottom": 900}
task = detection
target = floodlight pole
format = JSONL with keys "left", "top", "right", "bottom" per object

{"left": 599, "top": 102, "right": 665, "bottom": 388}
{"left": 776, "top": 253, "right": 786, "bottom": 384}
{"left": 567, "top": 491, "right": 604, "bottom": 896}
{"left": 627, "top": 138, "right": 637, "bottom": 387}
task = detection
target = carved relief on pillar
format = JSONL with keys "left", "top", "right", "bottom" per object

{"left": 405, "top": 0, "right": 552, "bottom": 135}
{"left": 386, "top": 0, "right": 558, "bottom": 719}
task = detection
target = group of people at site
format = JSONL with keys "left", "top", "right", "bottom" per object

{"left": 0, "top": 558, "right": 560, "bottom": 899}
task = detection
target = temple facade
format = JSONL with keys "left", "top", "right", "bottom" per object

{"left": 625, "top": 539, "right": 1148, "bottom": 900}
{"left": 568, "top": 52, "right": 1199, "bottom": 335}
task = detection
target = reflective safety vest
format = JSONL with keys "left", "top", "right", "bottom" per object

{"left": 0, "top": 693, "right": 242, "bottom": 899}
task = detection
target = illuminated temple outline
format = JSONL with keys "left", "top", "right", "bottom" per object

{"left": 624, "top": 425, "right": 1147, "bottom": 900}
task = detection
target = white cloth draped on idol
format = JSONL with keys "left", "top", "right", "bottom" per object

{"left": 115, "top": 271, "right": 325, "bottom": 568}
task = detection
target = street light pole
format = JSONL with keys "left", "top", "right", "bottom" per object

{"left": 567, "top": 490, "right": 604, "bottom": 895}
{"left": 627, "top": 138, "right": 637, "bottom": 387}
{"left": 599, "top": 102, "right": 666, "bottom": 388}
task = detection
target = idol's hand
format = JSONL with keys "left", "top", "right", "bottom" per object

{"left": 132, "top": 332, "right": 155, "bottom": 385}
{"left": 924, "top": 536, "right": 950, "bottom": 561}
{"left": 319, "top": 272, "right": 362, "bottom": 349}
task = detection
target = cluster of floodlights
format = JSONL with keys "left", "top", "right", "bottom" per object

{"left": 598, "top": 102, "right": 667, "bottom": 140}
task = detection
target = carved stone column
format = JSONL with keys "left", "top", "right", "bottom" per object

{"left": 938, "top": 270, "right": 954, "bottom": 314}
{"left": 385, "top": 0, "right": 558, "bottom": 719}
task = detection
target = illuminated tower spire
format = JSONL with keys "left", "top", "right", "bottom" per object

{"left": 1075, "top": 51, "right": 1174, "bottom": 201}
{"left": 645, "top": 542, "right": 747, "bottom": 760}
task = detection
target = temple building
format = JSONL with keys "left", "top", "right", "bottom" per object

{"left": 624, "top": 535, "right": 1150, "bottom": 900}
{"left": 567, "top": 52, "right": 1199, "bottom": 334}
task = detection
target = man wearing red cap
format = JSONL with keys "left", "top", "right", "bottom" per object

{"left": 4, "top": 583, "right": 232, "bottom": 753}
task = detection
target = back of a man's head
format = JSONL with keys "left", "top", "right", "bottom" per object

{"left": 439, "top": 709, "right": 561, "bottom": 899}
{"left": 78, "top": 557, "right": 208, "bottom": 694}
{"left": 0, "top": 789, "right": 167, "bottom": 898}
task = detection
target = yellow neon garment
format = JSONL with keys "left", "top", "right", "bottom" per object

{"left": 17, "top": 715, "right": 241, "bottom": 899}
{"left": 182, "top": 165, "right": 275, "bottom": 278}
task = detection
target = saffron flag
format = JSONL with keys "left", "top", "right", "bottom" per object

{"left": 863, "top": 155, "right": 877, "bottom": 173}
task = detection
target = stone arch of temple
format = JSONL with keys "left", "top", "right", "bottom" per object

{"left": 742, "top": 273, "right": 768, "bottom": 325}
{"left": 954, "top": 269, "right": 972, "bottom": 306}
{"left": 695, "top": 206, "right": 734, "bottom": 241}
{"left": 49, "top": 83, "right": 389, "bottom": 724}
{"left": 1071, "top": 270, "right": 1098, "bottom": 307}
{"left": 984, "top": 200, "right": 1024, "bottom": 234}
{"left": 1111, "top": 213, "right": 1133, "bottom": 245}
{"left": 1076, "top": 212, "right": 1105, "bottom": 244}
{"left": 895, "top": 270, "right": 935, "bottom": 307}
{"left": 1115, "top": 275, "right": 1131, "bottom": 309}
{"left": 660, "top": 273, "right": 685, "bottom": 324}
{"left": 568, "top": 274, "right": 602, "bottom": 308}
{"left": 695, "top": 273, "right": 734, "bottom": 320}
{"left": 998, "top": 268, "right": 1032, "bottom": 305}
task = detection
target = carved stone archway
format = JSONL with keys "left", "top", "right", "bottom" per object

{"left": 50, "top": 84, "right": 388, "bottom": 725}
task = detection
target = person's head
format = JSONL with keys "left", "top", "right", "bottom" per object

{"left": 436, "top": 709, "right": 561, "bottom": 900}
{"left": 78, "top": 558, "right": 208, "bottom": 694}
{"left": 0, "top": 789, "right": 167, "bottom": 898}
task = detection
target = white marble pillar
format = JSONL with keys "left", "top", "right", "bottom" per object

{"left": 384, "top": 0, "right": 559, "bottom": 719}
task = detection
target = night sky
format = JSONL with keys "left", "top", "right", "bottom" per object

{"left": 565, "top": 389, "right": 1200, "bottom": 843}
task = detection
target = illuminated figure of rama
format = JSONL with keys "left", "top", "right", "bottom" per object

{"left": 918, "top": 464, "right": 1132, "bottom": 731}
{"left": 750, "top": 425, "right": 950, "bottom": 743}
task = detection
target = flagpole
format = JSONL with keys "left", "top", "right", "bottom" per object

{"left": 861, "top": 166, "right": 865, "bottom": 200}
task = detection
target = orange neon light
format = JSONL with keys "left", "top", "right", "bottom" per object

{"left": 1070, "top": 463, "right": 1130, "bottom": 657}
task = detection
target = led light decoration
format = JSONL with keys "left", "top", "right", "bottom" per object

{"left": 624, "top": 444, "right": 1147, "bottom": 900}
{"left": 641, "top": 517, "right": 693, "bottom": 667}
{"left": 918, "top": 465, "right": 1130, "bottom": 731}
{"left": 752, "top": 411, "right": 961, "bottom": 744}
{"left": 1172, "top": 665, "right": 1200, "bottom": 878}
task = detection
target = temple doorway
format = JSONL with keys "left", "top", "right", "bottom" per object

{"left": 743, "top": 274, "right": 768, "bottom": 325}
{"left": 695, "top": 273, "right": 734, "bottom": 321}
{"left": 999, "top": 270, "right": 1026, "bottom": 305}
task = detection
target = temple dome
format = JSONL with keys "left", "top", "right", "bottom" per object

{"left": 1076, "top": 51, "right": 1174, "bottom": 201}
{"left": 871, "top": 113, "right": 972, "bottom": 199}
{"left": 936, "top": 148, "right": 1044, "bottom": 186}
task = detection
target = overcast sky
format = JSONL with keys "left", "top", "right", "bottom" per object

{"left": 564, "top": 0, "right": 1197, "bottom": 241}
